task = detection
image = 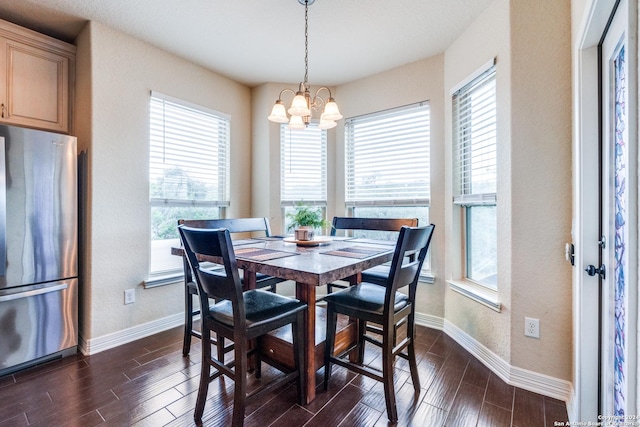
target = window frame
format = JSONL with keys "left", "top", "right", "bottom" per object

{"left": 344, "top": 102, "right": 432, "bottom": 276}
{"left": 147, "top": 91, "right": 231, "bottom": 282}
{"left": 452, "top": 60, "right": 497, "bottom": 290}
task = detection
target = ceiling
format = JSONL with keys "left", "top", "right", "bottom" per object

{"left": 0, "top": 0, "right": 494, "bottom": 87}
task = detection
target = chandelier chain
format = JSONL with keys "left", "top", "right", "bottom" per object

{"left": 304, "top": 0, "right": 309, "bottom": 86}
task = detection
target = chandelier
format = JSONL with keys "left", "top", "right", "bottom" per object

{"left": 268, "top": 0, "right": 342, "bottom": 130}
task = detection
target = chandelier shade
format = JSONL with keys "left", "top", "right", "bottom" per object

{"left": 268, "top": 0, "right": 342, "bottom": 129}
{"left": 267, "top": 100, "right": 289, "bottom": 123}
{"left": 288, "top": 92, "right": 311, "bottom": 117}
{"left": 287, "top": 114, "right": 306, "bottom": 130}
{"left": 318, "top": 116, "right": 337, "bottom": 129}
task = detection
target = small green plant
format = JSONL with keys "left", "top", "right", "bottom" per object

{"left": 286, "top": 203, "right": 327, "bottom": 230}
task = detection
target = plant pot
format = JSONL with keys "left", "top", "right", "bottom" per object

{"left": 294, "top": 226, "right": 315, "bottom": 241}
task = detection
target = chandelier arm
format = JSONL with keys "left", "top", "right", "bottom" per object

{"left": 313, "top": 86, "right": 333, "bottom": 99}
{"left": 277, "top": 88, "right": 298, "bottom": 101}
{"left": 309, "top": 87, "right": 332, "bottom": 110}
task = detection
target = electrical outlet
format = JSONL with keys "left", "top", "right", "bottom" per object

{"left": 524, "top": 317, "right": 540, "bottom": 338}
{"left": 124, "top": 289, "right": 135, "bottom": 305}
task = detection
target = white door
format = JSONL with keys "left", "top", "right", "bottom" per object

{"left": 595, "top": 0, "right": 636, "bottom": 417}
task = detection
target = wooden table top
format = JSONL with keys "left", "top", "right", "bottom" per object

{"left": 172, "top": 236, "right": 395, "bottom": 286}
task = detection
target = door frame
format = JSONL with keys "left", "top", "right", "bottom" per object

{"left": 573, "top": 0, "right": 638, "bottom": 421}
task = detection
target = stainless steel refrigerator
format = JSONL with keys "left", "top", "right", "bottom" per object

{"left": 0, "top": 125, "right": 77, "bottom": 376}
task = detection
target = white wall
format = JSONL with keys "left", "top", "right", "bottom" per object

{"left": 75, "top": 21, "right": 252, "bottom": 342}
{"left": 444, "top": 0, "right": 513, "bottom": 365}
{"left": 508, "top": 0, "right": 572, "bottom": 381}
{"left": 444, "top": 0, "right": 573, "bottom": 381}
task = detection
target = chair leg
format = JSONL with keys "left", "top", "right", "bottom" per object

{"left": 323, "top": 305, "right": 338, "bottom": 390}
{"left": 183, "top": 290, "right": 194, "bottom": 356}
{"left": 194, "top": 328, "right": 211, "bottom": 421}
{"left": 217, "top": 336, "right": 225, "bottom": 364}
{"left": 407, "top": 314, "right": 420, "bottom": 393}
{"left": 357, "top": 319, "right": 366, "bottom": 364}
{"left": 382, "top": 327, "right": 398, "bottom": 423}
{"left": 293, "top": 311, "right": 306, "bottom": 405}
{"left": 232, "top": 338, "right": 248, "bottom": 427}
{"left": 255, "top": 337, "right": 262, "bottom": 379}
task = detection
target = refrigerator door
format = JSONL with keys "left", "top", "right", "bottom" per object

{"left": 0, "top": 278, "right": 78, "bottom": 374}
{"left": 0, "top": 125, "right": 77, "bottom": 289}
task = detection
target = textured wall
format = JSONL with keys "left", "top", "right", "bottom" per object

{"left": 443, "top": 0, "right": 514, "bottom": 364}
{"left": 508, "top": 0, "right": 572, "bottom": 381}
{"left": 76, "top": 21, "right": 251, "bottom": 341}
{"left": 443, "top": 0, "right": 573, "bottom": 381}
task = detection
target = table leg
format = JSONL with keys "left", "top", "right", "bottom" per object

{"left": 346, "top": 273, "right": 360, "bottom": 363}
{"left": 244, "top": 269, "right": 257, "bottom": 371}
{"left": 295, "top": 281, "right": 316, "bottom": 404}
{"left": 243, "top": 268, "right": 257, "bottom": 290}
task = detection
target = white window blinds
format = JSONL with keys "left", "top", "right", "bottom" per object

{"left": 149, "top": 92, "right": 230, "bottom": 207}
{"left": 345, "top": 102, "right": 430, "bottom": 206}
{"left": 280, "top": 123, "right": 327, "bottom": 205}
{"left": 452, "top": 64, "right": 497, "bottom": 205}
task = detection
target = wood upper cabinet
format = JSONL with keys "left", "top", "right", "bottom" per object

{"left": 0, "top": 20, "right": 75, "bottom": 134}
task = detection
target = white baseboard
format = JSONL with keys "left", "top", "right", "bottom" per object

{"left": 415, "top": 314, "right": 572, "bottom": 403}
{"left": 442, "top": 319, "right": 572, "bottom": 402}
{"left": 79, "top": 312, "right": 185, "bottom": 355}
{"left": 415, "top": 312, "right": 445, "bottom": 330}
{"left": 566, "top": 384, "right": 578, "bottom": 421}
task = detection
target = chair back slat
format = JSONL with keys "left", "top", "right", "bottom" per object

{"left": 387, "top": 225, "right": 435, "bottom": 296}
{"left": 330, "top": 217, "right": 418, "bottom": 236}
{"left": 178, "top": 225, "right": 244, "bottom": 309}
{"left": 179, "top": 217, "right": 272, "bottom": 237}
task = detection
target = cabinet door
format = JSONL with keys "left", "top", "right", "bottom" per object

{"left": 1, "top": 39, "right": 70, "bottom": 133}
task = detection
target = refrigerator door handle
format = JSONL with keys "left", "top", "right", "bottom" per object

{"left": 0, "top": 282, "right": 68, "bottom": 302}
{"left": 0, "top": 136, "right": 4, "bottom": 276}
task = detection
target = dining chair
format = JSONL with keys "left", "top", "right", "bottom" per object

{"left": 178, "top": 218, "right": 287, "bottom": 356}
{"left": 328, "top": 217, "right": 419, "bottom": 292}
{"left": 179, "top": 225, "right": 306, "bottom": 427}
{"left": 323, "top": 224, "right": 435, "bottom": 423}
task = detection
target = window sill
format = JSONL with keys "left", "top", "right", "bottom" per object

{"left": 447, "top": 279, "right": 501, "bottom": 312}
{"left": 144, "top": 272, "right": 183, "bottom": 289}
{"left": 419, "top": 273, "right": 435, "bottom": 284}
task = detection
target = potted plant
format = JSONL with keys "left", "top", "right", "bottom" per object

{"left": 286, "top": 203, "right": 327, "bottom": 241}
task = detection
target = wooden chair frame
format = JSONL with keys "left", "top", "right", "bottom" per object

{"left": 179, "top": 225, "right": 306, "bottom": 426}
{"left": 324, "top": 224, "right": 434, "bottom": 423}
{"left": 178, "top": 217, "right": 286, "bottom": 356}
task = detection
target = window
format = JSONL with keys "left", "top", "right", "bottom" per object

{"left": 149, "top": 92, "right": 230, "bottom": 277}
{"left": 280, "top": 123, "right": 327, "bottom": 231}
{"left": 452, "top": 62, "right": 497, "bottom": 289}
{"left": 344, "top": 102, "right": 430, "bottom": 239}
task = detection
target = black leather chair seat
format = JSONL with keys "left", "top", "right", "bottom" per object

{"left": 210, "top": 289, "right": 306, "bottom": 328}
{"left": 323, "top": 283, "right": 408, "bottom": 315}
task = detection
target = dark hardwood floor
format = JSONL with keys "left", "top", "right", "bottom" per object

{"left": 0, "top": 324, "right": 568, "bottom": 426}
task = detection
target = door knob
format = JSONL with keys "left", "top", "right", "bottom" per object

{"left": 585, "top": 264, "right": 606, "bottom": 279}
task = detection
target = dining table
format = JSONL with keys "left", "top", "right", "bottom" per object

{"left": 172, "top": 234, "right": 396, "bottom": 404}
